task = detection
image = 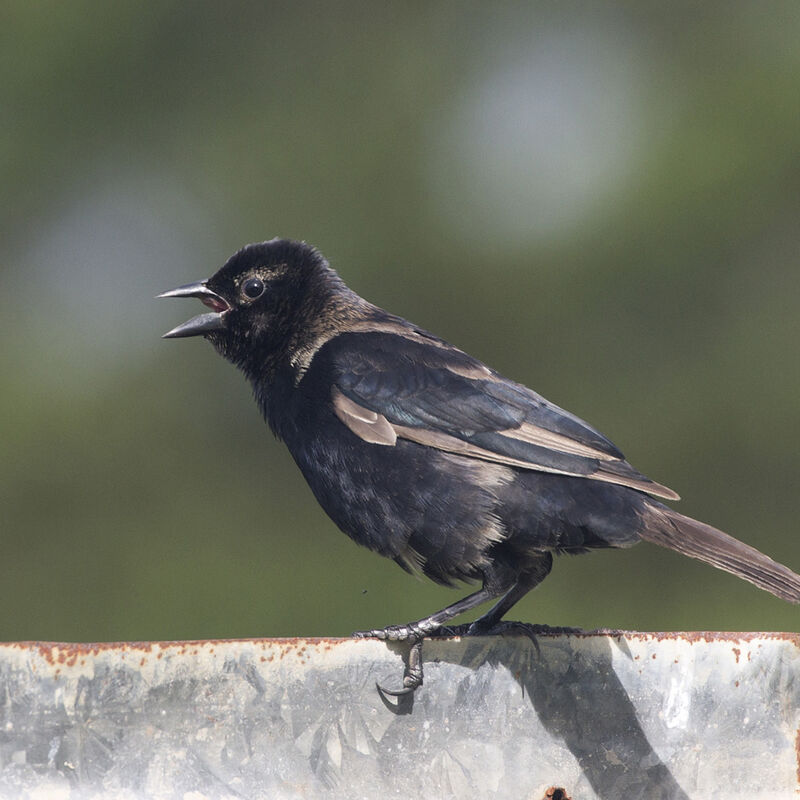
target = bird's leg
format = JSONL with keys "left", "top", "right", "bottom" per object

{"left": 353, "top": 583, "right": 508, "bottom": 694}
{"left": 454, "top": 553, "right": 581, "bottom": 646}
{"left": 467, "top": 553, "right": 553, "bottom": 634}
{"left": 353, "top": 584, "right": 504, "bottom": 642}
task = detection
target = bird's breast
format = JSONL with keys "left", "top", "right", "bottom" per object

{"left": 275, "top": 392, "right": 512, "bottom": 583}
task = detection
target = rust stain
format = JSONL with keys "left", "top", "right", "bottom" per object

{"left": 24, "top": 640, "right": 165, "bottom": 667}
{"left": 568, "top": 630, "right": 800, "bottom": 647}
{"left": 5, "top": 632, "right": 797, "bottom": 673}
{"left": 9, "top": 637, "right": 347, "bottom": 657}
{"left": 9, "top": 632, "right": 799, "bottom": 651}
{"left": 796, "top": 727, "right": 800, "bottom": 788}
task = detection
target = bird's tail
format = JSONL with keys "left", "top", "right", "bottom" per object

{"left": 640, "top": 504, "right": 800, "bottom": 604}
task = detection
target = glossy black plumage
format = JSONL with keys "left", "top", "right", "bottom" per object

{"left": 160, "top": 239, "right": 800, "bottom": 691}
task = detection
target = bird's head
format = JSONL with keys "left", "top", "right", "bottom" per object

{"left": 159, "top": 238, "right": 368, "bottom": 381}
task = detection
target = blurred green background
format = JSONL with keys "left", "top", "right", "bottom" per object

{"left": 2, "top": 2, "right": 798, "bottom": 642}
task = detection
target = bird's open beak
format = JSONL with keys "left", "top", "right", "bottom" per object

{"left": 157, "top": 281, "right": 232, "bottom": 338}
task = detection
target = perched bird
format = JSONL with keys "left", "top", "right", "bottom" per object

{"left": 160, "top": 238, "right": 800, "bottom": 693}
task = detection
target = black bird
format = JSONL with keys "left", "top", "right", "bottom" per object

{"left": 160, "top": 238, "right": 800, "bottom": 692}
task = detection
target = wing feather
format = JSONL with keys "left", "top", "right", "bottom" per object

{"left": 324, "top": 328, "right": 679, "bottom": 501}
{"left": 332, "top": 387, "right": 397, "bottom": 445}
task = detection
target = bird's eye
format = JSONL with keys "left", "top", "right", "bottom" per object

{"left": 242, "top": 277, "right": 265, "bottom": 299}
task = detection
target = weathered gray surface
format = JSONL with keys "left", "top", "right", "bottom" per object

{"left": 0, "top": 632, "right": 797, "bottom": 799}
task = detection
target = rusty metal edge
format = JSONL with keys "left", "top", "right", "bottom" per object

{"left": 1, "top": 629, "right": 797, "bottom": 667}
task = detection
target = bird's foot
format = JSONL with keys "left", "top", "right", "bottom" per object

{"left": 376, "top": 637, "right": 424, "bottom": 697}
{"left": 353, "top": 620, "right": 445, "bottom": 695}
{"left": 353, "top": 626, "right": 426, "bottom": 695}
{"left": 433, "top": 620, "right": 583, "bottom": 638}
{"left": 468, "top": 621, "right": 584, "bottom": 637}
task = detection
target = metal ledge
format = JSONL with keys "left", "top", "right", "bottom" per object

{"left": 1, "top": 632, "right": 798, "bottom": 799}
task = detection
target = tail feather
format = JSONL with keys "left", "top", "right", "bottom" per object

{"left": 641, "top": 505, "right": 800, "bottom": 604}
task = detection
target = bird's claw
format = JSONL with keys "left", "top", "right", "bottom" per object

{"left": 354, "top": 628, "right": 426, "bottom": 695}
{"left": 376, "top": 637, "right": 424, "bottom": 696}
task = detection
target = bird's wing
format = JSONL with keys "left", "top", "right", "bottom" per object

{"left": 323, "top": 327, "right": 679, "bottom": 501}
